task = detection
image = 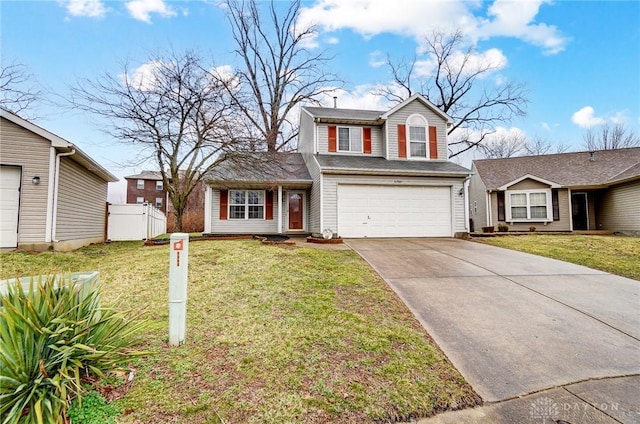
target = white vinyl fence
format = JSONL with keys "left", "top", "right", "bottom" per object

{"left": 107, "top": 203, "right": 166, "bottom": 241}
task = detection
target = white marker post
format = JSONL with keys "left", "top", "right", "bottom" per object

{"left": 169, "top": 233, "right": 189, "bottom": 346}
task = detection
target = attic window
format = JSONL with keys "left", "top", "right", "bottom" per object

{"left": 406, "top": 114, "right": 428, "bottom": 158}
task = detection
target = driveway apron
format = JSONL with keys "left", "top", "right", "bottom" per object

{"left": 346, "top": 238, "right": 640, "bottom": 403}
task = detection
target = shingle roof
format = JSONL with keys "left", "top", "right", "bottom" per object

{"left": 315, "top": 154, "right": 471, "bottom": 177}
{"left": 124, "top": 170, "right": 163, "bottom": 181}
{"left": 205, "top": 153, "right": 312, "bottom": 184}
{"left": 303, "top": 107, "right": 385, "bottom": 124}
{"left": 473, "top": 147, "right": 640, "bottom": 189}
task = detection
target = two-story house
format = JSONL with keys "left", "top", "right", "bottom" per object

{"left": 125, "top": 171, "right": 168, "bottom": 213}
{"left": 203, "top": 94, "right": 472, "bottom": 238}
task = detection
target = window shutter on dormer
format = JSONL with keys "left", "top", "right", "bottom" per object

{"left": 328, "top": 126, "right": 337, "bottom": 152}
{"left": 219, "top": 189, "right": 228, "bottom": 220}
{"left": 265, "top": 190, "right": 274, "bottom": 220}
{"left": 429, "top": 126, "right": 438, "bottom": 159}
{"left": 397, "top": 124, "right": 407, "bottom": 158}
{"left": 363, "top": 128, "right": 372, "bottom": 154}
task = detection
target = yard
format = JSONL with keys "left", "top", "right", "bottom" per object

{"left": 475, "top": 234, "right": 640, "bottom": 281}
{"left": 0, "top": 240, "right": 479, "bottom": 423}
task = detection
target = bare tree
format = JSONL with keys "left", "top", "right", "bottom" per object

{"left": 69, "top": 50, "right": 244, "bottom": 231}
{"left": 379, "top": 30, "right": 529, "bottom": 158}
{"left": 524, "top": 136, "right": 571, "bottom": 156}
{"left": 582, "top": 123, "right": 640, "bottom": 150}
{"left": 481, "top": 133, "right": 528, "bottom": 158}
{"left": 221, "top": 0, "right": 340, "bottom": 152}
{"left": 0, "top": 61, "right": 43, "bottom": 118}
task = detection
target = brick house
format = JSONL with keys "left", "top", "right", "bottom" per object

{"left": 124, "top": 170, "right": 204, "bottom": 232}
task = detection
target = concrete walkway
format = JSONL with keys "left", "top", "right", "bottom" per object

{"left": 346, "top": 238, "right": 640, "bottom": 423}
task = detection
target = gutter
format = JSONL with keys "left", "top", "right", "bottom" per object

{"left": 50, "top": 148, "right": 76, "bottom": 242}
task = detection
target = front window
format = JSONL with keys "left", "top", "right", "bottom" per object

{"left": 156, "top": 181, "right": 163, "bottom": 190}
{"left": 136, "top": 179, "right": 144, "bottom": 189}
{"left": 136, "top": 197, "right": 144, "bottom": 204}
{"left": 507, "top": 190, "right": 551, "bottom": 221}
{"left": 155, "top": 197, "right": 163, "bottom": 208}
{"left": 407, "top": 114, "right": 428, "bottom": 158}
{"left": 337, "top": 127, "right": 362, "bottom": 152}
{"left": 229, "top": 190, "right": 265, "bottom": 220}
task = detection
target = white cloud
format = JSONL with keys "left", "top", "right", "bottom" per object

{"left": 62, "top": 0, "right": 106, "bottom": 18}
{"left": 120, "top": 61, "right": 164, "bottom": 91}
{"left": 414, "top": 47, "right": 507, "bottom": 78}
{"left": 297, "top": 0, "right": 568, "bottom": 55}
{"left": 325, "top": 36, "right": 340, "bottom": 45}
{"left": 125, "top": 0, "right": 176, "bottom": 23}
{"left": 571, "top": 106, "right": 606, "bottom": 128}
{"left": 319, "top": 84, "right": 393, "bottom": 110}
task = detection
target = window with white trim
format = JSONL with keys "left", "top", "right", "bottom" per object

{"left": 136, "top": 197, "right": 144, "bottom": 204}
{"left": 156, "top": 181, "right": 163, "bottom": 190}
{"left": 136, "top": 179, "right": 144, "bottom": 189}
{"left": 337, "top": 127, "right": 362, "bottom": 152}
{"left": 407, "top": 114, "right": 428, "bottom": 158}
{"left": 229, "top": 190, "right": 265, "bottom": 219}
{"left": 507, "top": 190, "right": 552, "bottom": 221}
{"left": 155, "top": 197, "right": 163, "bottom": 208}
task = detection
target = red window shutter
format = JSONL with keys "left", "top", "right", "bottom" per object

{"left": 265, "top": 190, "right": 273, "bottom": 220}
{"left": 397, "top": 124, "right": 407, "bottom": 158}
{"left": 363, "top": 128, "right": 372, "bottom": 154}
{"left": 429, "top": 126, "right": 438, "bottom": 159}
{"left": 328, "top": 126, "right": 337, "bottom": 152}
{"left": 219, "top": 189, "right": 228, "bottom": 220}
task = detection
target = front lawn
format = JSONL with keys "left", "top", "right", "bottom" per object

{"left": 475, "top": 234, "right": 640, "bottom": 281}
{"left": 0, "top": 240, "right": 479, "bottom": 423}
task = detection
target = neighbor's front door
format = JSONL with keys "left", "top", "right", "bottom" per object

{"left": 288, "top": 192, "right": 303, "bottom": 230}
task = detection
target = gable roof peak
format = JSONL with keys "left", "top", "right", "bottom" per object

{"left": 381, "top": 93, "right": 452, "bottom": 123}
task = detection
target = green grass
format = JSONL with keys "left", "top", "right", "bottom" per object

{"left": 475, "top": 235, "right": 640, "bottom": 280}
{"left": 0, "top": 240, "right": 479, "bottom": 423}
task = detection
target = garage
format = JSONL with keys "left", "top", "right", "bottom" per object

{"left": 337, "top": 184, "right": 452, "bottom": 238}
{"left": 0, "top": 166, "right": 21, "bottom": 248}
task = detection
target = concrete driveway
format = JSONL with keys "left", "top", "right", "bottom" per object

{"left": 346, "top": 238, "right": 640, "bottom": 422}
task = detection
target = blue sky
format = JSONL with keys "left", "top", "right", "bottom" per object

{"left": 2, "top": 0, "right": 639, "bottom": 201}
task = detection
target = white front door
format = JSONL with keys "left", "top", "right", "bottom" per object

{"left": 337, "top": 185, "right": 452, "bottom": 238}
{"left": 0, "top": 166, "right": 22, "bottom": 248}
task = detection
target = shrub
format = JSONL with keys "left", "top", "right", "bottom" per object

{"left": 0, "top": 274, "right": 149, "bottom": 423}
{"left": 497, "top": 224, "right": 509, "bottom": 232}
{"left": 529, "top": 226, "right": 536, "bottom": 232}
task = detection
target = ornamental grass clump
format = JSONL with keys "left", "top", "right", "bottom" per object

{"left": 0, "top": 274, "right": 149, "bottom": 424}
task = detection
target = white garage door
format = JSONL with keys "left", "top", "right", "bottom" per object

{"left": 0, "top": 166, "right": 21, "bottom": 248}
{"left": 337, "top": 185, "right": 452, "bottom": 238}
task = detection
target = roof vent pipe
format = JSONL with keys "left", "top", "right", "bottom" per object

{"left": 333, "top": 96, "right": 337, "bottom": 108}
{"left": 589, "top": 151, "right": 596, "bottom": 161}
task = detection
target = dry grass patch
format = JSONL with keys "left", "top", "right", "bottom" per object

{"left": 475, "top": 234, "right": 640, "bottom": 280}
{"left": 0, "top": 240, "right": 480, "bottom": 423}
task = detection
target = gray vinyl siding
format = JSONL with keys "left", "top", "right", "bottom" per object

{"left": 597, "top": 180, "right": 640, "bottom": 231}
{"left": 322, "top": 174, "right": 467, "bottom": 236}
{"left": 208, "top": 188, "right": 279, "bottom": 234}
{"left": 0, "top": 117, "right": 51, "bottom": 243}
{"left": 55, "top": 157, "right": 108, "bottom": 241}
{"left": 302, "top": 154, "right": 322, "bottom": 233}
{"left": 468, "top": 167, "right": 489, "bottom": 229}
{"left": 316, "top": 124, "right": 384, "bottom": 157}
{"left": 385, "top": 100, "right": 448, "bottom": 160}
{"left": 508, "top": 179, "right": 549, "bottom": 190}
{"left": 298, "top": 110, "right": 315, "bottom": 154}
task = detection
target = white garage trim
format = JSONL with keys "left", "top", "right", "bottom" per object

{"left": 337, "top": 184, "right": 453, "bottom": 238}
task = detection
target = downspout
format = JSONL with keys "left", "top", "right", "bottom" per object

{"left": 463, "top": 177, "right": 470, "bottom": 232}
{"left": 50, "top": 148, "right": 76, "bottom": 243}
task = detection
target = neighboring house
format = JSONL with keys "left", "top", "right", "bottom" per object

{"left": 469, "top": 148, "right": 640, "bottom": 234}
{"left": 0, "top": 108, "right": 118, "bottom": 251}
{"left": 125, "top": 171, "right": 168, "bottom": 213}
{"left": 203, "top": 94, "right": 472, "bottom": 238}
{"left": 124, "top": 171, "right": 205, "bottom": 232}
